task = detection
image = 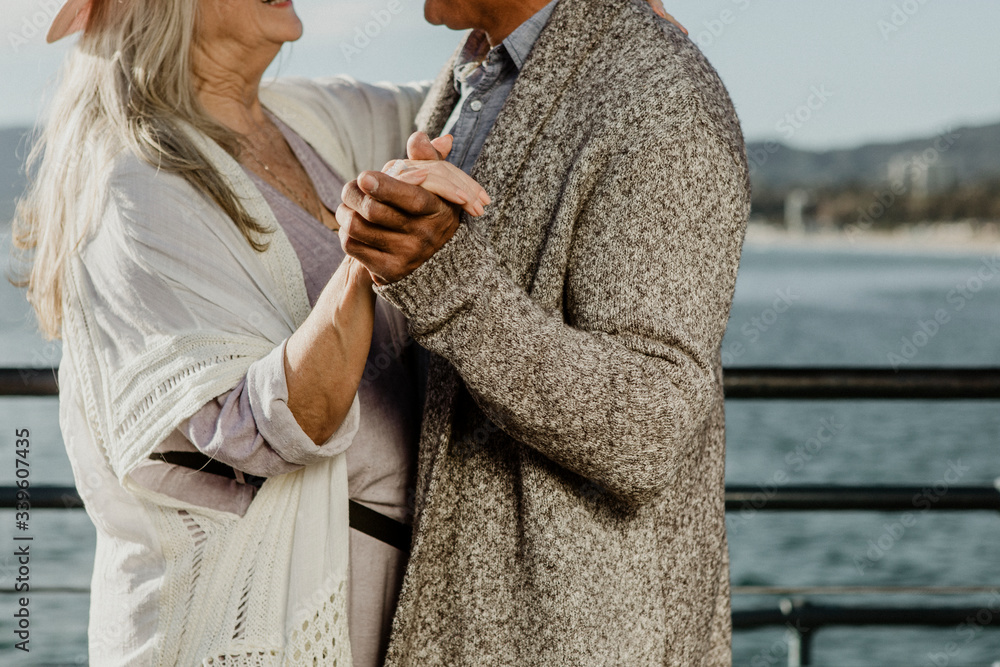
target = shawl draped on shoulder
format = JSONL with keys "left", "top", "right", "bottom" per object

{"left": 58, "top": 76, "right": 427, "bottom": 665}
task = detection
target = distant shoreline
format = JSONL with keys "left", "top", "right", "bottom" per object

{"left": 6, "top": 218, "right": 1000, "bottom": 255}
{"left": 745, "top": 220, "right": 1000, "bottom": 255}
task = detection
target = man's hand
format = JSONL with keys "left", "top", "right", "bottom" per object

{"left": 337, "top": 171, "right": 462, "bottom": 286}
{"left": 411, "top": 132, "right": 453, "bottom": 161}
{"left": 339, "top": 131, "right": 489, "bottom": 285}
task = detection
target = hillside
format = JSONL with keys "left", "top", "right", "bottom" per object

{"left": 747, "top": 121, "right": 1000, "bottom": 192}
{"left": 2, "top": 119, "right": 1000, "bottom": 227}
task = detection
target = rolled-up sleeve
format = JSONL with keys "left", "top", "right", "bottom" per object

{"left": 180, "top": 339, "right": 361, "bottom": 477}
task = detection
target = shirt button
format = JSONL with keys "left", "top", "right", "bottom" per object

{"left": 469, "top": 100, "right": 483, "bottom": 112}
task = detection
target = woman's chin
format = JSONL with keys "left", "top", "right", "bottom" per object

{"left": 277, "top": 26, "right": 305, "bottom": 44}
{"left": 266, "top": 20, "right": 304, "bottom": 44}
{"left": 258, "top": 0, "right": 304, "bottom": 39}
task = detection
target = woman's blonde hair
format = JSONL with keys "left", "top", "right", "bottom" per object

{"left": 11, "top": 0, "right": 269, "bottom": 340}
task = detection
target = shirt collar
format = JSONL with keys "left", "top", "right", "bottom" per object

{"left": 502, "top": 0, "right": 558, "bottom": 71}
{"left": 452, "top": 0, "right": 558, "bottom": 86}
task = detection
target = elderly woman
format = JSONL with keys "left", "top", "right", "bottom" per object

{"left": 13, "top": 0, "right": 487, "bottom": 664}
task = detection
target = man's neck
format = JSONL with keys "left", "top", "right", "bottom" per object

{"left": 480, "top": 0, "right": 551, "bottom": 46}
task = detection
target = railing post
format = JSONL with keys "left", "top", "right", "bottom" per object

{"left": 781, "top": 598, "right": 814, "bottom": 667}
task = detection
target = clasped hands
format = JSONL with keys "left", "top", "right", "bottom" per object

{"left": 337, "top": 132, "right": 491, "bottom": 286}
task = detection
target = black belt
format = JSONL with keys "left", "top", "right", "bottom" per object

{"left": 149, "top": 451, "right": 412, "bottom": 553}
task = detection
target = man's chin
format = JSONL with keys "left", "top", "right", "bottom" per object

{"left": 423, "top": 0, "right": 459, "bottom": 29}
{"left": 423, "top": 0, "right": 442, "bottom": 26}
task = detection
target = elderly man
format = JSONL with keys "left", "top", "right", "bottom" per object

{"left": 337, "top": 0, "right": 749, "bottom": 663}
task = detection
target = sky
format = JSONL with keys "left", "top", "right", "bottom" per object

{"left": 1, "top": 0, "right": 998, "bottom": 151}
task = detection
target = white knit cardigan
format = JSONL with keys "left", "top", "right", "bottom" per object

{"left": 57, "top": 76, "right": 426, "bottom": 666}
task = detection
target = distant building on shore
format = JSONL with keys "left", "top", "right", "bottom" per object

{"left": 887, "top": 152, "right": 958, "bottom": 198}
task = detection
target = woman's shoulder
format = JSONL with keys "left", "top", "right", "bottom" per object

{"left": 92, "top": 152, "right": 228, "bottom": 262}
{"left": 78, "top": 151, "right": 255, "bottom": 297}
{"left": 104, "top": 152, "right": 226, "bottom": 227}
{"left": 106, "top": 152, "right": 197, "bottom": 205}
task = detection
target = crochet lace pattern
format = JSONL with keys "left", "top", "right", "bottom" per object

{"left": 284, "top": 582, "right": 351, "bottom": 666}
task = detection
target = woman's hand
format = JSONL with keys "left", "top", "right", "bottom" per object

{"left": 647, "top": 0, "right": 687, "bottom": 34}
{"left": 381, "top": 157, "right": 491, "bottom": 218}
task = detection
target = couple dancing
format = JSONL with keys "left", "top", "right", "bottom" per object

{"left": 14, "top": 0, "right": 749, "bottom": 664}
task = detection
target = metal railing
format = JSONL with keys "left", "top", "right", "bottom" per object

{"left": 723, "top": 367, "right": 1000, "bottom": 400}
{"left": 734, "top": 598, "right": 1000, "bottom": 666}
{"left": 3, "top": 366, "right": 1000, "bottom": 666}
{"left": 6, "top": 483, "right": 1000, "bottom": 513}
{"left": 6, "top": 366, "right": 1000, "bottom": 400}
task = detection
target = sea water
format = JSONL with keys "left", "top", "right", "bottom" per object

{"left": 2, "top": 235, "right": 999, "bottom": 666}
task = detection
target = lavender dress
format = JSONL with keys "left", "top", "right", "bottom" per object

{"left": 131, "top": 115, "right": 421, "bottom": 666}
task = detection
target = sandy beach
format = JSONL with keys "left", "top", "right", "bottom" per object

{"left": 745, "top": 220, "right": 1000, "bottom": 255}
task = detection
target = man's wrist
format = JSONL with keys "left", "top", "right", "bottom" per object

{"left": 374, "top": 223, "right": 493, "bottom": 333}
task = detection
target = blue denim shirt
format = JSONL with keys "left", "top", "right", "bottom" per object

{"left": 442, "top": 0, "right": 558, "bottom": 174}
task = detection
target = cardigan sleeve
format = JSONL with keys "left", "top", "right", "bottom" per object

{"left": 374, "top": 118, "right": 749, "bottom": 505}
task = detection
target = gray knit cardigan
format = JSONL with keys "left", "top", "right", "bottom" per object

{"left": 374, "top": 0, "right": 750, "bottom": 663}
